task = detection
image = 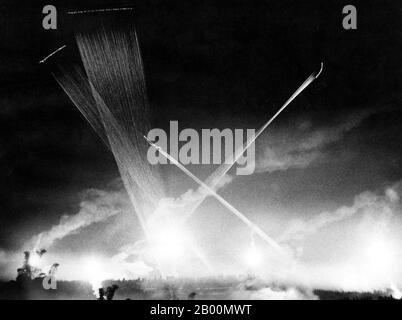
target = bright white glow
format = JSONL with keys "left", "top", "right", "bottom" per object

{"left": 29, "top": 253, "right": 41, "bottom": 268}
{"left": 81, "top": 256, "right": 106, "bottom": 294}
{"left": 365, "top": 237, "right": 394, "bottom": 273}
{"left": 151, "top": 224, "right": 185, "bottom": 262}
{"left": 244, "top": 246, "right": 263, "bottom": 267}
{"left": 390, "top": 284, "right": 402, "bottom": 299}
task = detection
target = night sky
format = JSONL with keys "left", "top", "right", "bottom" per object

{"left": 0, "top": 0, "right": 401, "bottom": 285}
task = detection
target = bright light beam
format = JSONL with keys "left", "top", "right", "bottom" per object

{"left": 143, "top": 64, "right": 323, "bottom": 257}
{"left": 183, "top": 63, "right": 324, "bottom": 222}
{"left": 39, "top": 45, "right": 67, "bottom": 64}
{"left": 144, "top": 136, "right": 286, "bottom": 257}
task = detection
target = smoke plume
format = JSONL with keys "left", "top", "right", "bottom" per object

{"left": 256, "top": 108, "right": 384, "bottom": 173}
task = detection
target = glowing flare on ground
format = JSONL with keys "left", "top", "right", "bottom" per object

{"left": 29, "top": 253, "right": 41, "bottom": 268}
{"left": 364, "top": 236, "right": 395, "bottom": 273}
{"left": 82, "top": 256, "right": 106, "bottom": 294}
{"left": 390, "top": 284, "right": 402, "bottom": 299}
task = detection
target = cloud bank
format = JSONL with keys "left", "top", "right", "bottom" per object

{"left": 255, "top": 108, "right": 381, "bottom": 173}
{"left": 280, "top": 181, "right": 401, "bottom": 243}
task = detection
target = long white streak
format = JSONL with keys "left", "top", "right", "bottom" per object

{"left": 183, "top": 64, "right": 324, "bottom": 221}
{"left": 221, "top": 63, "right": 324, "bottom": 181}
{"left": 144, "top": 137, "right": 286, "bottom": 256}
{"left": 251, "top": 64, "right": 322, "bottom": 148}
{"left": 67, "top": 8, "right": 134, "bottom": 15}
{"left": 39, "top": 45, "right": 67, "bottom": 64}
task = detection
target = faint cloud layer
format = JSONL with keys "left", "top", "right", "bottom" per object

{"left": 279, "top": 181, "right": 401, "bottom": 242}
{"left": 29, "top": 186, "right": 130, "bottom": 250}
{"left": 255, "top": 108, "right": 382, "bottom": 173}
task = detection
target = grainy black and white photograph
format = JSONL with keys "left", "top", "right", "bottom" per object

{"left": 0, "top": 0, "right": 401, "bottom": 306}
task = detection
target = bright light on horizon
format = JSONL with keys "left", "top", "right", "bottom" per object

{"left": 244, "top": 246, "right": 263, "bottom": 268}
{"left": 365, "top": 236, "right": 395, "bottom": 273}
{"left": 29, "top": 253, "right": 41, "bottom": 268}
{"left": 81, "top": 256, "right": 106, "bottom": 294}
